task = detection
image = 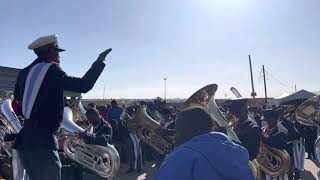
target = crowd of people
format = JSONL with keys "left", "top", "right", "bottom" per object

{"left": 0, "top": 34, "right": 318, "bottom": 180}
{"left": 81, "top": 97, "right": 319, "bottom": 180}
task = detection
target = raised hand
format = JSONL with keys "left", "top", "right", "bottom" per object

{"left": 96, "top": 48, "right": 112, "bottom": 62}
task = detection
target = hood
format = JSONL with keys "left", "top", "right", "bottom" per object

{"left": 181, "top": 132, "right": 254, "bottom": 179}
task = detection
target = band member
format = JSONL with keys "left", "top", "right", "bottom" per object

{"left": 262, "top": 109, "right": 288, "bottom": 180}
{"left": 227, "top": 99, "right": 263, "bottom": 160}
{"left": 156, "top": 107, "right": 254, "bottom": 180}
{"left": 262, "top": 110, "right": 287, "bottom": 150}
{"left": 80, "top": 108, "right": 113, "bottom": 146}
{"left": 121, "top": 106, "right": 143, "bottom": 174}
{"left": 277, "top": 109, "right": 304, "bottom": 180}
{"left": 12, "top": 34, "right": 110, "bottom": 180}
{"left": 108, "top": 100, "right": 123, "bottom": 122}
{"left": 77, "top": 108, "right": 113, "bottom": 180}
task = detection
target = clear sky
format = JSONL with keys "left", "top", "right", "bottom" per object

{"left": 1, "top": 0, "right": 319, "bottom": 99}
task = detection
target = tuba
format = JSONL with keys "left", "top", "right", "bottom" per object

{"left": 122, "top": 106, "right": 174, "bottom": 155}
{"left": 295, "top": 95, "right": 320, "bottom": 165}
{"left": 186, "top": 84, "right": 260, "bottom": 179}
{"left": 60, "top": 97, "right": 120, "bottom": 178}
{"left": 186, "top": 84, "right": 290, "bottom": 178}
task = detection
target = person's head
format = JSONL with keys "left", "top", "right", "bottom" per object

{"left": 175, "top": 107, "right": 213, "bottom": 146}
{"left": 28, "top": 34, "right": 65, "bottom": 64}
{"left": 85, "top": 108, "right": 101, "bottom": 126}
{"left": 263, "top": 109, "right": 279, "bottom": 129}
{"left": 111, "top": 100, "right": 118, "bottom": 107}
{"left": 87, "top": 103, "right": 96, "bottom": 110}
{"left": 227, "top": 98, "right": 249, "bottom": 121}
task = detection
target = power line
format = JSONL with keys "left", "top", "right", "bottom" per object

{"left": 251, "top": 60, "right": 295, "bottom": 92}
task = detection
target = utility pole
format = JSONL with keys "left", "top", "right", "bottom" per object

{"left": 262, "top": 65, "right": 268, "bottom": 104}
{"left": 249, "top": 55, "right": 257, "bottom": 99}
{"left": 163, "top": 78, "right": 167, "bottom": 101}
{"left": 103, "top": 84, "right": 106, "bottom": 100}
{"left": 295, "top": 84, "right": 297, "bottom": 92}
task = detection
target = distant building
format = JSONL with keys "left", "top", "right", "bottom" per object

{"left": 0, "top": 66, "right": 20, "bottom": 97}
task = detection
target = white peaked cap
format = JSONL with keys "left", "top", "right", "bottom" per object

{"left": 28, "top": 34, "right": 65, "bottom": 51}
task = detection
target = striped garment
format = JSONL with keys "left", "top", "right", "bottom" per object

{"left": 129, "top": 133, "right": 142, "bottom": 169}
{"left": 293, "top": 138, "right": 305, "bottom": 170}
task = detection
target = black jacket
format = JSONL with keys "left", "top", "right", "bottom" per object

{"left": 13, "top": 58, "right": 105, "bottom": 150}
{"left": 262, "top": 127, "right": 288, "bottom": 150}
{"left": 84, "top": 119, "right": 112, "bottom": 146}
{"left": 234, "top": 119, "right": 263, "bottom": 160}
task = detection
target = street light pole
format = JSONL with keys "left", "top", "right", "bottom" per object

{"left": 163, "top": 78, "right": 167, "bottom": 101}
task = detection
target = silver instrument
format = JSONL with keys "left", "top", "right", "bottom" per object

{"left": 0, "top": 99, "right": 23, "bottom": 157}
{"left": 61, "top": 100, "right": 120, "bottom": 178}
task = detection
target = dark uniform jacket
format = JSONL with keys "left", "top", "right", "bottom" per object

{"left": 13, "top": 58, "right": 105, "bottom": 150}
{"left": 262, "top": 127, "right": 287, "bottom": 150}
{"left": 234, "top": 119, "right": 263, "bottom": 160}
{"left": 84, "top": 119, "right": 112, "bottom": 147}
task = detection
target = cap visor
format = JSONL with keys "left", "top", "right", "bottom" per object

{"left": 55, "top": 46, "right": 65, "bottom": 52}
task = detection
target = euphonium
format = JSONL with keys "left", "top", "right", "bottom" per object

{"left": 186, "top": 84, "right": 260, "bottom": 179}
{"left": 122, "top": 106, "right": 174, "bottom": 155}
{"left": 61, "top": 101, "right": 120, "bottom": 178}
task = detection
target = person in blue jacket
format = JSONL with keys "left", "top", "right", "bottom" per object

{"left": 156, "top": 106, "right": 255, "bottom": 180}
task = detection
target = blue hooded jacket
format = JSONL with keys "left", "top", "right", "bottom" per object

{"left": 156, "top": 132, "right": 255, "bottom": 180}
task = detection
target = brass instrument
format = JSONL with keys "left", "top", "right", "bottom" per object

{"left": 295, "top": 95, "right": 320, "bottom": 127}
{"left": 186, "top": 84, "right": 260, "bottom": 179}
{"left": 295, "top": 95, "right": 320, "bottom": 165}
{"left": 0, "top": 98, "right": 23, "bottom": 158}
{"left": 255, "top": 143, "right": 291, "bottom": 177}
{"left": 61, "top": 98, "right": 120, "bottom": 178}
{"left": 122, "top": 106, "right": 174, "bottom": 155}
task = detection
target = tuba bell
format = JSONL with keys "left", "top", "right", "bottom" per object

{"left": 60, "top": 98, "right": 120, "bottom": 178}
{"left": 122, "top": 106, "right": 174, "bottom": 155}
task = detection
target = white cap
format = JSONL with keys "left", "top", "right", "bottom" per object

{"left": 28, "top": 34, "right": 65, "bottom": 51}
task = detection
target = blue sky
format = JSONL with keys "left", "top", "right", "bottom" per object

{"left": 1, "top": 0, "right": 319, "bottom": 99}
